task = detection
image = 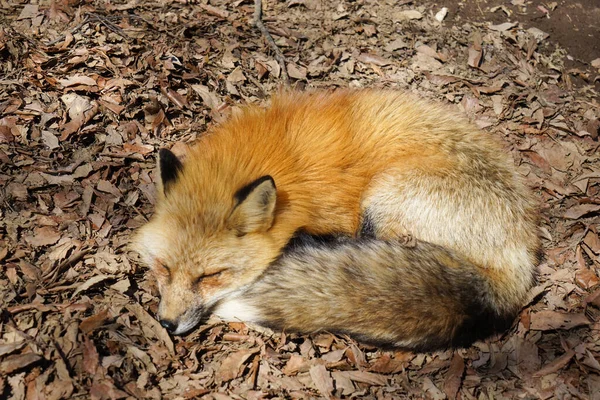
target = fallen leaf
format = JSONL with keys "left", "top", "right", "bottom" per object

{"left": 309, "top": 364, "right": 334, "bottom": 396}
{"left": 357, "top": 53, "right": 391, "bottom": 66}
{"left": 83, "top": 336, "right": 100, "bottom": 375}
{"left": 216, "top": 348, "right": 258, "bottom": 382}
{"left": 24, "top": 226, "right": 61, "bottom": 247}
{"left": 287, "top": 63, "right": 307, "bottom": 80}
{"left": 443, "top": 354, "right": 464, "bottom": 400}
{"left": 530, "top": 311, "right": 590, "bottom": 331}
{"left": 341, "top": 370, "right": 387, "bottom": 385}
{"left": 584, "top": 231, "right": 600, "bottom": 253}
{"left": 0, "top": 342, "right": 26, "bottom": 357}
{"left": 394, "top": 10, "right": 422, "bottom": 21}
{"left": 488, "top": 22, "right": 517, "bottom": 32}
{"left": 71, "top": 274, "right": 110, "bottom": 298}
{"left": 79, "top": 309, "right": 112, "bottom": 334}
{"left": 533, "top": 350, "right": 575, "bottom": 377}
{"left": 0, "top": 353, "right": 42, "bottom": 374}
{"left": 564, "top": 204, "right": 600, "bottom": 219}
{"left": 368, "top": 353, "right": 407, "bottom": 374}
{"left": 126, "top": 303, "right": 175, "bottom": 353}
{"left": 227, "top": 67, "right": 246, "bottom": 83}
{"left": 282, "top": 354, "right": 309, "bottom": 375}
{"left": 59, "top": 75, "right": 98, "bottom": 87}
{"left": 41, "top": 130, "right": 59, "bottom": 149}
{"left": 575, "top": 268, "right": 600, "bottom": 289}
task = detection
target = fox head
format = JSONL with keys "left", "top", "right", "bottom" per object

{"left": 131, "top": 148, "right": 281, "bottom": 335}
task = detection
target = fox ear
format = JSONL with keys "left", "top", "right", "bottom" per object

{"left": 158, "top": 148, "right": 183, "bottom": 195}
{"left": 228, "top": 176, "right": 277, "bottom": 234}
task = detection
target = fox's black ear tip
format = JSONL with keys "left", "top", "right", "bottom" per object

{"left": 264, "top": 175, "right": 275, "bottom": 188}
{"left": 159, "top": 148, "right": 183, "bottom": 193}
{"left": 159, "top": 148, "right": 174, "bottom": 160}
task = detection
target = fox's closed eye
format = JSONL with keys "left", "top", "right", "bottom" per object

{"left": 194, "top": 269, "right": 226, "bottom": 285}
{"left": 154, "top": 261, "right": 171, "bottom": 280}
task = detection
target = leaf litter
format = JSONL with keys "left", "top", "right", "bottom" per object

{"left": 1, "top": 0, "right": 600, "bottom": 398}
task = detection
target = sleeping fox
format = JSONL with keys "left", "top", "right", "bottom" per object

{"left": 131, "top": 90, "right": 539, "bottom": 351}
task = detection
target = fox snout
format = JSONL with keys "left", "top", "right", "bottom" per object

{"left": 157, "top": 298, "right": 206, "bottom": 335}
{"left": 157, "top": 307, "right": 205, "bottom": 335}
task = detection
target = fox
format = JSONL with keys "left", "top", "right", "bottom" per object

{"left": 131, "top": 90, "right": 539, "bottom": 351}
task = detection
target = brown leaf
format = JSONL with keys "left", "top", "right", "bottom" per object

{"left": 72, "top": 274, "right": 110, "bottom": 298}
{"left": 488, "top": 22, "right": 517, "bottom": 32}
{"left": 200, "top": 4, "right": 229, "bottom": 18}
{"left": 126, "top": 303, "right": 174, "bottom": 353}
{"left": 216, "top": 348, "right": 258, "bottom": 382}
{"left": 416, "top": 45, "right": 447, "bottom": 62}
{"left": 97, "top": 179, "right": 121, "bottom": 198}
{"left": 584, "top": 231, "right": 600, "bottom": 254}
{"left": 564, "top": 204, "right": 600, "bottom": 219}
{"left": 24, "top": 226, "right": 61, "bottom": 247}
{"left": 162, "top": 87, "right": 189, "bottom": 110}
{"left": 287, "top": 63, "right": 307, "bottom": 80}
{"left": 0, "top": 353, "right": 42, "bottom": 374}
{"left": 357, "top": 53, "right": 391, "bottom": 67}
{"left": 0, "top": 342, "right": 26, "bottom": 357}
{"left": 0, "top": 125, "right": 14, "bottom": 143}
{"left": 533, "top": 350, "right": 575, "bottom": 377}
{"left": 83, "top": 336, "right": 100, "bottom": 375}
{"left": 368, "top": 353, "right": 407, "bottom": 374}
{"left": 575, "top": 268, "right": 600, "bottom": 289}
{"left": 467, "top": 46, "right": 482, "bottom": 68}
{"left": 79, "top": 309, "right": 111, "bottom": 334}
{"left": 309, "top": 364, "right": 334, "bottom": 396}
{"left": 331, "top": 371, "right": 355, "bottom": 396}
{"left": 443, "top": 354, "right": 464, "bottom": 400}
{"left": 227, "top": 67, "right": 246, "bottom": 83}
{"left": 282, "top": 354, "right": 309, "bottom": 375}
{"left": 530, "top": 311, "right": 590, "bottom": 331}
{"left": 394, "top": 10, "right": 422, "bottom": 20}
{"left": 59, "top": 75, "right": 98, "bottom": 88}
{"left": 341, "top": 370, "right": 387, "bottom": 385}
{"left": 423, "top": 377, "right": 445, "bottom": 400}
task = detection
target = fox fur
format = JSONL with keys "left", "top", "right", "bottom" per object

{"left": 131, "top": 90, "right": 539, "bottom": 351}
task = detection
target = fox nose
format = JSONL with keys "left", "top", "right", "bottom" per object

{"left": 159, "top": 319, "right": 177, "bottom": 333}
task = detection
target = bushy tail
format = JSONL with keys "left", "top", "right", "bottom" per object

{"left": 239, "top": 234, "right": 532, "bottom": 352}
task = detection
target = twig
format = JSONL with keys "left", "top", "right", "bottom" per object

{"left": 90, "top": 13, "right": 131, "bottom": 41}
{"left": 45, "top": 15, "right": 90, "bottom": 46}
{"left": 45, "top": 13, "right": 134, "bottom": 46}
{"left": 253, "top": 0, "right": 290, "bottom": 85}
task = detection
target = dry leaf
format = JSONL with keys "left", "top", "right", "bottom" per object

{"left": 530, "top": 311, "right": 590, "bottom": 331}
{"left": 24, "top": 226, "right": 61, "bottom": 247}
{"left": 309, "top": 364, "right": 334, "bottom": 396}
{"left": 59, "top": 75, "right": 98, "bottom": 88}
{"left": 394, "top": 10, "right": 423, "bottom": 21}
{"left": 564, "top": 204, "right": 600, "bottom": 219}
{"left": 0, "top": 353, "right": 42, "bottom": 374}
{"left": 71, "top": 274, "right": 110, "bottom": 298}
{"left": 216, "top": 348, "right": 258, "bottom": 382}
{"left": 357, "top": 53, "right": 391, "bottom": 66}
{"left": 443, "top": 354, "right": 464, "bottom": 400}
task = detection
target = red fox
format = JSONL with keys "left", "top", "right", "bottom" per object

{"left": 132, "top": 90, "right": 539, "bottom": 351}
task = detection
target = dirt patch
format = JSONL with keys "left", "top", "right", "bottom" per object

{"left": 436, "top": 0, "right": 600, "bottom": 89}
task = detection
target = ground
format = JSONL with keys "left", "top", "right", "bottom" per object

{"left": 1, "top": 0, "right": 600, "bottom": 399}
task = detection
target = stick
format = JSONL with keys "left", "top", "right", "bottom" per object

{"left": 253, "top": 0, "right": 290, "bottom": 85}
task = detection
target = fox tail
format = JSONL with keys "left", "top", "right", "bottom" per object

{"left": 223, "top": 234, "right": 535, "bottom": 351}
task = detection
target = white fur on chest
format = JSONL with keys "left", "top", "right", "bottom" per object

{"left": 213, "top": 297, "right": 260, "bottom": 323}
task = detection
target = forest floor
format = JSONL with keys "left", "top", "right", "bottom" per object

{"left": 1, "top": 0, "right": 600, "bottom": 399}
